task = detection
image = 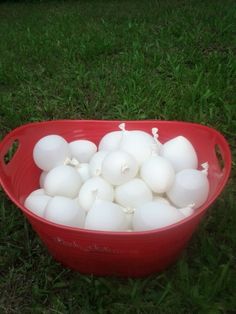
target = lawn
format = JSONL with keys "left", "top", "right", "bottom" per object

{"left": 0, "top": 0, "right": 236, "bottom": 313}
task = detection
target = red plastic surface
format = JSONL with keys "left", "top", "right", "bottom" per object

{"left": 0, "top": 120, "right": 231, "bottom": 277}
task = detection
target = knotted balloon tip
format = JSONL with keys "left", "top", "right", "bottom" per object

{"left": 64, "top": 157, "right": 80, "bottom": 168}
{"left": 152, "top": 127, "right": 159, "bottom": 140}
{"left": 121, "top": 164, "right": 129, "bottom": 174}
{"left": 201, "top": 162, "right": 209, "bottom": 175}
{"left": 122, "top": 207, "right": 135, "bottom": 214}
{"left": 119, "top": 123, "right": 126, "bottom": 132}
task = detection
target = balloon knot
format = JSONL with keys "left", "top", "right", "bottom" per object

{"left": 64, "top": 157, "right": 80, "bottom": 168}
{"left": 201, "top": 162, "right": 209, "bottom": 175}
{"left": 119, "top": 123, "right": 126, "bottom": 132}
{"left": 121, "top": 164, "right": 129, "bottom": 174}
{"left": 95, "top": 169, "right": 101, "bottom": 176}
{"left": 152, "top": 127, "right": 159, "bottom": 142}
{"left": 122, "top": 207, "right": 135, "bottom": 214}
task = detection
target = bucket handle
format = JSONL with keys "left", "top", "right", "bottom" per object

{"left": 213, "top": 132, "right": 231, "bottom": 175}
{"left": 214, "top": 144, "right": 225, "bottom": 171}
{"left": 211, "top": 133, "right": 232, "bottom": 207}
{"left": 0, "top": 133, "right": 21, "bottom": 178}
{"left": 2, "top": 139, "right": 19, "bottom": 166}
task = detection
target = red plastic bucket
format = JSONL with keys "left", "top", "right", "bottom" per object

{"left": 0, "top": 120, "right": 231, "bottom": 277}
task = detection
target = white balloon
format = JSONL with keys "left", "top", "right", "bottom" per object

{"left": 44, "top": 165, "right": 82, "bottom": 198}
{"left": 133, "top": 201, "right": 184, "bottom": 231}
{"left": 44, "top": 196, "right": 85, "bottom": 228}
{"left": 39, "top": 171, "right": 48, "bottom": 188}
{"left": 89, "top": 150, "right": 108, "bottom": 176}
{"left": 160, "top": 136, "right": 198, "bottom": 172}
{"left": 140, "top": 156, "right": 175, "bottom": 193}
{"left": 24, "top": 194, "right": 51, "bottom": 217}
{"left": 85, "top": 200, "right": 127, "bottom": 231}
{"left": 101, "top": 150, "right": 138, "bottom": 185}
{"left": 98, "top": 131, "right": 123, "bottom": 151}
{"left": 167, "top": 169, "right": 209, "bottom": 209}
{"left": 120, "top": 130, "right": 161, "bottom": 166}
{"left": 28, "top": 188, "right": 46, "bottom": 196}
{"left": 76, "top": 163, "right": 91, "bottom": 183}
{"left": 69, "top": 140, "right": 97, "bottom": 163}
{"left": 78, "top": 176, "right": 114, "bottom": 211}
{"left": 33, "top": 135, "right": 71, "bottom": 171}
{"left": 115, "top": 178, "right": 152, "bottom": 209}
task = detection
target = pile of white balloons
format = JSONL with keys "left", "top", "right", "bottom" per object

{"left": 24, "top": 123, "right": 210, "bottom": 232}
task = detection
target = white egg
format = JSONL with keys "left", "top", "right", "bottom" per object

{"left": 119, "top": 130, "right": 160, "bottom": 166}
{"left": 28, "top": 188, "right": 46, "bottom": 196}
{"left": 98, "top": 131, "right": 123, "bottom": 151}
{"left": 153, "top": 195, "right": 170, "bottom": 205}
{"left": 78, "top": 176, "right": 114, "bottom": 211}
{"left": 44, "top": 196, "right": 85, "bottom": 228}
{"left": 160, "top": 136, "right": 198, "bottom": 172}
{"left": 44, "top": 165, "right": 82, "bottom": 198}
{"left": 33, "top": 135, "right": 71, "bottom": 171}
{"left": 85, "top": 200, "right": 127, "bottom": 231}
{"left": 101, "top": 150, "right": 139, "bottom": 185}
{"left": 24, "top": 194, "right": 51, "bottom": 217}
{"left": 167, "top": 169, "right": 209, "bottom": 209}
{"left": 140, "top": 156, "right": 175, "bottom": 194}
{"left": 39, "top": 171, "right": 48, "bottom": 188}
{"left": 69, "top": 140, "right": 97, "bottom": 163}
{"left": 89, "top": 150, "right": 108, "bottom": 176}
{"left": 115, "top": 178, "right": 152, "bottom": 209}
{"left": 76, "top": 163, "right": 91, "bottom": 183}
{"left": 133, "top": 201, "right": 184, "bottom": 231}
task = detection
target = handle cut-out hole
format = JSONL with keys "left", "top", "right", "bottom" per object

{"left": 215, "top": 144, "right": 224, "bottom": 171}
{"left": 4, "top": 140, "right": 19, "bottom": 165}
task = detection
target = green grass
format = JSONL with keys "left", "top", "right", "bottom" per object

{"left": 0, "top": 0, "right": 236, "bottom": 313}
